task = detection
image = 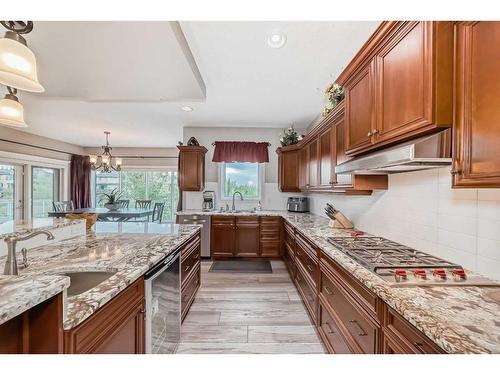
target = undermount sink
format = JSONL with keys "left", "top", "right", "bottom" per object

{"left": 61, "top": 271, "right": 117, "bottom": 297}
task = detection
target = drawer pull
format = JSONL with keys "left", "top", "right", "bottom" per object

{"left": 192, "top": 253, "right": 199, "bottom": 260}
{"left": 325, "top": 322, "right": 336, "bottom": 334}
{"left": 414, "top": 342, "right": 424, "bottom": 348}
{"left": 185, "top": 265, "right": 191, "bottom": 271}
{"left": 324, "top": 286, "right": 334, "bottom": 295}
{"left": 349, "top": 319, "right": 367, "bottom": 336}
{"left": 306, "top": 265, "right": 314, "bottom": 272}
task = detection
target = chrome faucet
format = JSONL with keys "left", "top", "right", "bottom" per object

{"left": 231, "top": 191, "right": 243, "bottom": 212}
{"left": 3, "top": 230, "right": 55, "bottom": 275}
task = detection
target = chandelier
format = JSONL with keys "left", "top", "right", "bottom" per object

{"left": 89, "top": 131, "right": 122, "bottom": 172}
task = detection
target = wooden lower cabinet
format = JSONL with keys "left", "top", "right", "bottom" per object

{"left": 0, "top": 293, "right": 64, "bottom": 354}
{"left": 181, "top": 232, "right": 202, "bottom": 322}
{"left": 284, "top": 225, "right": 446, "bottom": 354}
{"left": 211, "top": 216, "right": 235, "bottom": 257}
{"left": 181, "top": 264, "right": 201, "bottom": 322}
{"left": 260, "top": 216, "right": 281, "bottom": 257}
{"left": 235, "top": 216, "right": 260, "bottom": 257}
{"left": 64, "top": 278, "right": 145, "bottom": 354}
{"left": 382, "top": 306, "right": 445, "bottom": 354}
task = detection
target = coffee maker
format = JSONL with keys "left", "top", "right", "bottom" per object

{"left": 202, "top": 190, "right": 216, "bottom": 211}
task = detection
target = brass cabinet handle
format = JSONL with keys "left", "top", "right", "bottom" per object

{"left": 306, "top": 265, "right": 314, "bottom": 272}
{"left": 185, "top": 265, "right": 191, "bottom": 271}
{"left": 450, "top": 169, "right": 462, "bottom": 175}
{"left": 414, "top": 342, "right": 424, "bottom": 348}
{"left": 324, "top": 286, "right": 334, "bottom": 295}
{"left": 192, "top": 253, "right": 199, "bottom": 259}
{"left": 372, "top": 129, "right": 379, "bottom": 135}
{"left": 349, "top": 319, "right": 367, "bottom": 336}
{"left": 325, "top": 322, "right": 336, "bottom": 334}
{"left": 367, "top": 131, "right": 372, "bottom": 137}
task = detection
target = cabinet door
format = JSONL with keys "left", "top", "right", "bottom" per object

{"left": 452, "top": 22, "right": 500, "bottom": 188}
{"left": 344, "top": 62, "right": 375, "bottom": 155}
{"left": 211, "top": 217, "right": 235, "bottom": 257}
{"left": 235, "top": 217, "right": 260, "bottom": 257}
{"left": 308, "top": 140, "right": 319, "bottom": 188}
{"left": 318, "top": 127, "right": 335, "bottom": 187}
{"left": 298, "top": 146, "right": 309, "bottom": 190}
{"left": 179, "top": 149, "right": 206, "bottom": 191}
{"left": 278, "top": 149, "right": 300, "bottom": 192}
{"left": 374, "top": 22, "right": 444, "bottom": 144}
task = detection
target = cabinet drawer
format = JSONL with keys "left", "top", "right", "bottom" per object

{"left": 295, "top": 238, "right": 318, "bottom": 287}
{"left": 181, "top": 244, "right": 200, "bottom": 285}
{"left": 384, "top": 307, "right": 444, "bottom": 354}
{"left": 321, "top": 271, "right": 378, "bottom": 353}
{"left": 320, "top": 256, "right": 377, "bottom": 318}
{"left": 181, "top": 235, "right": 201, "bottom": 257}
{"left": 212, "top": 216, "right": 235, "bottom": 225}
{"left": 260, "top": 216, "right": 281, "bottom": 225}
{"left": 260, "top": 230, "right": 279, "bottom": 241}
{"left": 236, "top": 216, "right": 259, "bottom": 224}
{"left": 318, "top": 303, "right": 354, "bottom": 354}
{"left": 295, "top": 266, "right": 317, "bottom": 324}
{"left": 260, "top": 241, "right": 280, "bottom": 257}
{"left": 181, "top": 265, "right": 201, "bottom": 321}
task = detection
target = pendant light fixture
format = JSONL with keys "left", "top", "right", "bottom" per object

{"left": 0, "top": 86, "right": 27, "bottom": 127}
{"left": 89, "top": 131, "right": 123, "bottom": 173}
{"left": 0, "top": 21, "right": 44, "bottom": 92}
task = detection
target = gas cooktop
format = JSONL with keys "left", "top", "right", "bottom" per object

{"left": 327, "top": 236, "right": 498, "bottom": 287}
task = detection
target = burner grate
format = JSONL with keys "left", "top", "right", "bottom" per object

{"left": 327, "top": 237, "right": 459, "bottom": 272}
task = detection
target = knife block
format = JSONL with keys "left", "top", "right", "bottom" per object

{"left": 329, "top": 212, "right": 354, "bottom": 229}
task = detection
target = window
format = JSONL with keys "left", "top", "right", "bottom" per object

{"left": 93, "top": 169, "right": 178, "bottom": 222}
{"left": 32, "top": 167, "right": 60, "bottom": 218}
{"left": 0, "top": 164, "right": 15, "bottom": 224}
{"left": 219, "top": 162, "right": 262, "bottom": 200}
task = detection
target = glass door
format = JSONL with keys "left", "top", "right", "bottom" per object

{"left": 0, "top": 164, "right": 16, "bottom": 224}
{"left": 31, "top": 166, "right": 60, "bottom": 218}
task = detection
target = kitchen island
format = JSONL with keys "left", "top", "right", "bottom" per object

{"left": 177, "top": 210, "right": 500, "bottom": 354}
{"left": 0, "top": 222, "right": 201, "bottom": 353}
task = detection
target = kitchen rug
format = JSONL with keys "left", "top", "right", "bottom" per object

{"left": 209, "top": 260, "right": 272, "bottom": 273}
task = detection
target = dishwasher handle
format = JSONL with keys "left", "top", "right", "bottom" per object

{"left": 145, "top": 250, "right": 180, "bottom": 280}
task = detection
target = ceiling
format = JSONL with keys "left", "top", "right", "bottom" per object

{"left": 12, "top": 21, "right": 380, "bottom": 147}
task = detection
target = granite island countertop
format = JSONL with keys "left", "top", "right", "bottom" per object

{"left": 176, "top": 209, "right": 500, "bottom": 353}
{"left": 0, "top": 217, "right": 84, "bottom": 240}
{"left": 0, "top": 222, "right": 201, "bottom": 330}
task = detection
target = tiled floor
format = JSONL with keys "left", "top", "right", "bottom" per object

{"left": 176, "top": 260, "right": 325, "bottom": 354}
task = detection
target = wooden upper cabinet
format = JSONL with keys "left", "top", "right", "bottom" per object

{"left": 452, "top": 22, "right": 500, "bottom": 188}
{"left": 343, "top": 62, "right": 375, "bottom": 155}
{"left": 177, "top": 146, "right": 207, "bottom": 191}
{"left": 277, "top": 148, "right": 301, "bottom": 192}
{"left": 318, "top": 126, "right": 336, "bottom": 187}
{"left": 298, "top": 146, "right": 309, "bottom": 190}
{"left": 308, "top": 140, "right": 319, "bottom": 188}
{"left": 338, "top": 21, "right": 453, "bottom": 156}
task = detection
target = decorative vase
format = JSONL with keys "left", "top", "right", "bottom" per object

{"left": 105, "top": 203, "right": 120, "bottom": 211}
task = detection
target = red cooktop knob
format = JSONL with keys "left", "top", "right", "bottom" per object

{"left": 433, "top": 269, "right": 447, "bottom": 280}
{"left": 394, "top": 269, "right": 408, "bottom": 282}
{"left": 414, "top": 269, "right": 427, "bottom": 279}
{"left": 452, "top": 268, "right": 467, "bottom": 280}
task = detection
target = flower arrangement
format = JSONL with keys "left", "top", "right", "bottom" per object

{"left": 280, "top": 126, "right": 303, "bottom": 147}
{"left": 100, "top": 188, "right": 123, "bottom": 211}
{"left": 322, "top": 83, "right": 344, "bottom": 117}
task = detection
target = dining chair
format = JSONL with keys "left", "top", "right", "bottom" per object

{"left": 118, "top": 199, "right": 130, "bottom": 209}
{"left": 151, "top": 202, "right": 165, "bottom": 223}
{"left": 52, "top": 200, "right": 75, "bottom": 212}
{"left": 135, "top": 200, "right": 152, "bottom": 209}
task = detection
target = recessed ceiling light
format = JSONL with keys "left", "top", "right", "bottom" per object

{"left": 180, "top": 106, "right": 193, "bottom": 112}
{"left": 266, "top": 33, "right": 287, "bottom": 49}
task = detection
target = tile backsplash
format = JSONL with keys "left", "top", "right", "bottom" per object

{"left": 308, "top": 167, "right": 500, "bottom": 282}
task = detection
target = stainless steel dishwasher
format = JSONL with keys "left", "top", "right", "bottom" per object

{"left": 177, "top": 214, "right": 211, "bottom": 258}
{"left": 144, "top": 248, "right": 181, "bottom": 354}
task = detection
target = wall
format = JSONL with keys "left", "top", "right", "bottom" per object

{"left": 83, "top": 147, "right": 178, "bottom": 168}
{"left": 0, "top": 127, "right": 84, "bottom": 161}
{"left": 182, "top": 126, "right": 304, "bottom": 210}
{"left": 308, "top": 167, "right": 500, "bottom": 281}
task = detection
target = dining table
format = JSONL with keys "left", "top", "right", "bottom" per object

{"left": 47, "top": 207, "right": 155, "bottom": 222}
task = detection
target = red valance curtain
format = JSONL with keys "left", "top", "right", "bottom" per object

{"left": 70, "top": 155, "right": 92, "bottom": 209}
{"left": 212, "top": 141, "right": 269, "bottom": 163}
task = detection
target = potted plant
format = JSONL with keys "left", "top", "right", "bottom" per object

{"left": 322, "top": 83, "right": 344, "bottom": 116}
{"left": 100, "top": 188, "right": 123, "bottom": 211}
{"left": 279, "top": 126, "right": 303, "bottom": 146}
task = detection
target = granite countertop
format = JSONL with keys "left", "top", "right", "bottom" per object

{"left": 176, "top": 210, "right": 500, "bottom": 353}
{"left": 0, "top": 218, "right": 84, "bottom": 240}
{"left": 0, "top": 223, "right": 201, "bottom": 330}
{"left": 177, "top": 209, "right": 286, "bottom": 216}
{"left": 0, "top": 274, "right": 70, "bottom": 325}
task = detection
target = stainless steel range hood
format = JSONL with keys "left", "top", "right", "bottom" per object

{"left": 335, "top": 129, "right": 452, "bottom": 175}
